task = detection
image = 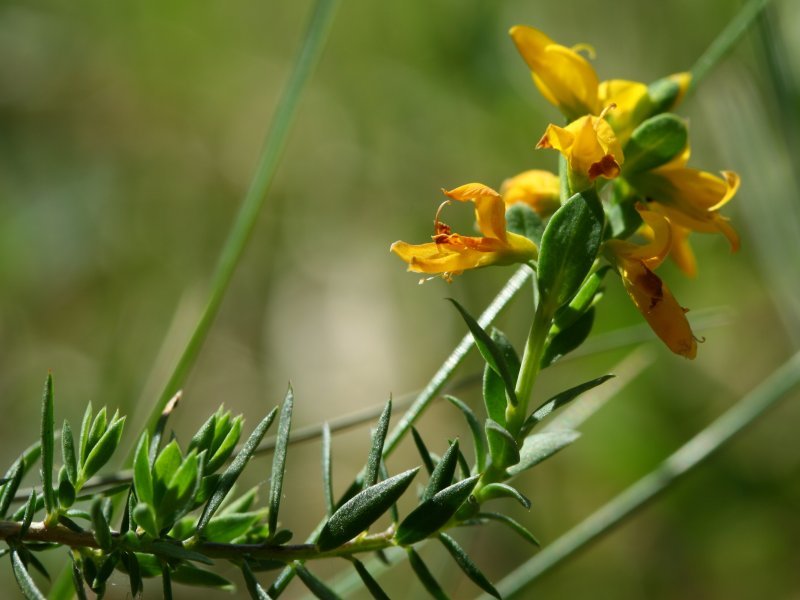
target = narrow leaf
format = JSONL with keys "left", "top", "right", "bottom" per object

{"left": 78, "top": 403, "right": 92, "bottom": 467}
{"left": 364, "top": 399, "right": 391, "bottom": 488}
{"left": 91, "top": 498, "right": 113, "bottom": 553}
{"left": 537, "top": 189, "right": 604, "bottom": 314}
{"left": 242, "top": 560, "right": 272, "bottom": 599}
{"left": 478, "top": 512, "right": 540, "bottom": 546}
{"left": 172, "top": 564, "right": 235, "bottom": 590}
{"left": 70, "top": 551, "right": 89, "bottom": 600}
{"left": 151, "top": 391, "right": 181, "bottom": 462}
{"left": 505, "top": 203, "right": 545, "bottom": 245}
{"left": 395, "top": 475, "right": 479, "bottom": 546}
{"left": 206, "top": 417, "right": 242, "bottom": 473}
{"left": 11, "top": 548, "right": 46, "bottom": 600}
{"left": 119, "top": 552, "right": 143, "bottom": 598}
{"left": 80, "top": 416, "right": 126, "bottom": 483}
{"left": 623, "top": 113, "right": 688, "bottom": 175}
{"left": 162, "top": 562, "right": 173, "bottom": 600}
{"left": 482, "top": 328, "right": 521, "bottom": 426}
{"left": 148, "top": 541, "right": 214, "bottom": 565}
{"left": 322, "top": 422, "right": 334, "bottom": 516}
{"left": 448, "top": 299, "right": 517, "bottom": 406}
{"left": 269, "top": 387, "right": 294, "bottom": 537}
{"left": 522, "top": 375, "right": 614, "bottom": 435}
{"left": 438, "top": 533, "right": 500, "bottom": 598}
{"left": 133, "top": 432, "right": 153, "bottom": 506}
{"left": 378, "top": 461, "right": 399, "bottom": 524}
{"left": 507, "top": 430, "right": 581, "bottom": 476}
{"left": 541, "top": 308, "right": 595, "bottom": 368}
{"left": 551, "top": 266, "right": 609, "bottom": 333}
{"left": 477, "top": 483, "right": 531, "bottom": 509}
{"left": 411, "top": 428, "right": 435, "bottom": 475}
{"left": 351, "top": 559, "right": 390, "bottom": 600}
{"left": 295, "top": 564, "right": 341, "bottom": 600}
{"left": 317, "top": 468, "right": 419, "bottom": 551}
{"left": 197, "top": 406, "right": 278, "bottom": 534}
{"left": 407, "top": 548, "right": 449, "bottom": 600}
{"left": 61, "top": 420, "right": 77, "bottom": 484}
{"left": 485, "top": 420, "right": 520, "bottom": 469}
{"left": 0, "top": 461, "right": 23, "bottom": 518}
{"left": 445, "top": 396, "right": 487, "bottom": 473}
{"left": 133, "top": 503, "right": 159, "bottom": 538}
{"left": 21, "top": 491, "right": 37, "bottom": 537}
{"left": 40, "top": 374, "right": 55, "bottom": 515}
{"left": 423, "top": 440, "right": 459, "bottom": 502}
{"left": 85, "top": 407, "right": 108, "bottom": 462}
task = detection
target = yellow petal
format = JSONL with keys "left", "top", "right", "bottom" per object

{"left": 510, "top": 25, "right": 600, "bottom": 119}
{"left": 668, "top": 224, "right": 698, "bottom": 278}
{"left": 500, "top": 169, "right": 561, "bottom": 217}
{"left": 538, "top": 115, "right": 623, "bottom": 181}
{"left": 442, "top": 183, "right": 506, "bottom": 240}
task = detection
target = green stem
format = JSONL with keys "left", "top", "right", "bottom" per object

{"left": 486, "top": 349, "right": 800, "bottom": 599}
{"left": 141, "top": 0, "right": 340, "bottom": 436}
{"left": 688, "top": 0, "right": 771, "bottom": 96}
{"left": 507, "top": 301, "right": 550, "bottom": 436}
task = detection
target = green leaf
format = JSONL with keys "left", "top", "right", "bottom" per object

{"left": 148, "top": 540, "right": 214, "bottom": 565}
{"left": 477, "top": 483, "right": 531, "bottom": 509}
{"left": 40, "top": 374, "right": 55, "bottom": 515}
{"left": 79, "top": 416, "right": 126, "bottom": 485}
{"left": 151, "top": 392, "right": 181, "bottom": 462}
{"left": 78, "top": 403, "right": 93, "bottom": 467}
{"left": 21, "top": 491, "right": 37, "bottom": 537}
{"left": 647, "top": 76, "right": 682, "bottom": 114}
{"left": 91, "top": 499, "right": 113, "bottom": 553}
{"left": 221, "top": 486, "right": 259, "bottom": 515}
{"left": 162, "top": 562, "right": 173, "bottom": 600}
{"left": 0, "top": 461, "right": 24, "bottom": 518}
{"left": 242, "top": 560, "right": 272, "bottom": 599}
{"left": 438, "top": 533, "right": 500, "bottom": 598}
{"left": 448, "top": 299, "right": 517, "bottom": 406}
{"left": 206, "top": 416, "right": 242, "bottom": 474}
{"left": 85, "top": 407, "right": 108, "bottom": 463}
{"left": 623, "top": 113, "right": 688, "bottom": 176}
{"left": 507, "top": 430, "right": 581, "bottom": 476}
{"left": 133, "top": 503, "right": 159, "bottom": 538}
{"left": 445, "top": 396, "right": 486, "bottom": 474}
{"left": 58, "top": 468, "right": 76, "bottom": 508}
{"left": 478, "top": 512, "right": 540, "bottom": 546}
{"left": 364, "top": 399, "right": 391, "bottom": 488}
{"left": 482, "top": 329, "right": 521, "bottom": 426}
{"left": 395, "top": 475, "right": 479, "bottom": 546}
{"left": 537, "top": 189, "right": 604, "bottom": 315}
{"left": 61, "top": 420, "right": 77, "bottom": 485}
{"left": 606, "top": 192, "right": 643, "bottom": 239}
{"left": 153, "top": 441, "right": 182, "bottom": 506}
{"left": 196, "top": 406, "right": 278, "bottom": 534}
{"left": 541, "top": 308, "right": 595, "bottom": 368}
{"left": 269, "top": 387, "right": 293, "bottom": 537}
{"left": 485, "top": 420, "right": 519, "bottom": 470}
{"left": 411, "top": 428, "right": 435, "bottom": 475}
{"left": 407, "top": 548, "right": 450, "bottom": 600}
{"left": 378, "top": 461, "right": 399, "bottom": 524}
{"left": 351, "top": 559, "right": 390, "bottom": 600}
{"left": 133, "top": 432, "right": 153, "bottom": 507}
{"left": 12, "top": 493, "right": 43, "bottom": 522}
{"left": 551, "top": 267, "right": 608, "bottom": 333}
{"left": 172, "top": 564, "right": 235, "bottom": 590}
{"left": 119, "top": 552, "right": 142, "bottom": 598}
{"left": 423, "top": 440, "right": 459, "bottom": 502}
{"left": 70, "top": 551, "right": 89, "bottom": 600}
{"left": 11, "top": 547, "right": 46, "bottom": 600}
{"left": 295, "top": 564, "right": 340, "bottom": 600}
{"left": 322, "top": 423, "right": 333, "bottom": 516}
{"left": 317, "top": 468, "right": 419, "bottom": 551}
{"left": 505, "top": 203, "right": 545, "bottom": 245}
{"left": 203, "top": 511, "right": 264, "bottom": 543}
{"left": 522, "top": 375, "right": 615, "bottom": 435}
{"left": 188, "top": 412, "right": 217, "bottom": 456}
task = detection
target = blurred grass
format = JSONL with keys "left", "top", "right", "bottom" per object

{"left": 1, "top": 0, "right": 799, "bottom": 598}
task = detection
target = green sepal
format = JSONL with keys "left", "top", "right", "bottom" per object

{"left": 522, "top": 375, "right": 615, "bottom": 435}
{"left": 507, "top": 430, "right": 581, "bottom": 476}
{"left": 395, "top": 475, "right": 479, "bottom": 546}
{"left": 445, "top": 396, "right": 486, "bottom": 474}
{"left": 268, "top": 387, "right": 293, "bottom": 537}
{"left": 478, "top": 512, "right": 540, "bottom": 546}
{"left": 537, "top": 189, "right": 604, "bottom": 315}
{"left": 364, "top": 399, "right": 391, "bottom": 489}
{"left": 61, "top": 420, "right": 78, "bottom": 485}
{"left": 623, "top": 113, "right": 688, "bottom": 176}
{"left": 541, "top": 308, "right": 596, "bottom": 368}
{"left": 448, "top": 299, "right": 517, "bottom": 406}
{"left": 482, "top": 329, "right": 521, "bottom": 426}
{"left": 485, "top": 420, "right": 519, "bottom": 469}
{"left": 422, "top": 440, "right": 459, "bottom": 502}
{"left": 476, "top": 483, "right": 530, "bottom": 509}
{"left": 317, "top": 467, "right": 419, "bottom": 551}
{"left": 505, "top": 203, "right": 545, "bottom": 245}
{"left": 407, "top": 548, "right": 450, "bottom": 600}
{"left": 438, "top": 533, "right": 500, "bottom": 598}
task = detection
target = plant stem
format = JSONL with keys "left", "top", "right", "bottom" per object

{"left": 485, "top": 349, "right": 800, "bottom": 599}
{"left": 141, "top": 0, "right": 340, "bottom": 437}
{"left": 508, "top": 301, "right": 550, "bottom": 436}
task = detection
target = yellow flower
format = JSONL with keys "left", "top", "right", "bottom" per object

{"left": 500, "top": 169, "right": 561, "bottom": 217}
{"left": 639, "top": 219, "right": 698, "bottom": 278}
{"left": 391, "top": 183, "right": 538, "bottom": 282}
{"left": 606, "top": 206, "right": 698, "bottom": 358}
{"left": 537, "top": 113, "right": 624, "bottom": 188}
{"left": 510, "top": 25, "right": 690, "bottom": 140}
{"left": 627, "top": 148, "right": 740, "bottom": 251}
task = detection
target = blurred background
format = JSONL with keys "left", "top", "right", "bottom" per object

{"left": 1, "top": 0, "right": 799, "bottom": 597}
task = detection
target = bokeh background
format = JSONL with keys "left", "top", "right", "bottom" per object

{"left": 1, "top": 0, "right": 799, "bottom": 597}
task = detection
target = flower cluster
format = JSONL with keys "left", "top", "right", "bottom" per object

{"left": 392, "top": 26, "right": 740, "bottom": 358}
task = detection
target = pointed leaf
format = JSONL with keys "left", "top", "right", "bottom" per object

{"left": 268, "top": 387, "right": 293, "bottom": 536}
{"left": 162, "top": 562, "right": 174, "bottom": 600}
{"left": 541, "top": 308, "right": 596, "bottom": 368}
{"left": 295, "top": 564, "right": 340, "bottom": 600}
{"left": 133, "top": 503, "right": 159, "bottom": 538}
{"left": 623, "top": 113, "right": 688, "bottom": 175}
{"left": 423, "top": 440, "right": 459, "bottom": 502}
{"left": 188, "top": 412, "right": 217, "bottom": 456}
{"left": 206, "top": 417, "right": 242, "bottom": 473}
{"left": 552, "top": 266, "right": 609, "bottom": 333}
{"left": 407, "top": 548, "right": 449, "bottom": 600}
{"left": 78, "top": 403, "right": 92, "bottom": 467}
{"left": 478, "top": 512, "right": 540, "bottom": 546}
{"left": 507, "top": 430, "right": 581, "bottom": 476}
{"left": 438, "top": 533, "right": 500, "bottom": 598}
{"left": 537, "top": 189, "right": 604, "bottom": 314}
{"left": 0, "top": 461, "right": 23, "bottom": 518}
{"left": 203, "top": 511, "right": 263, "bottom": 543}
{"left": 322, "top": 423, "right": 334, "bottom": 516}
{"left": 91, "top": 498, "right": 113, "bottom": 553}
{"left": 485, "top": 420, "right": 519, "bottom": 469}
{"left": 448, "top": 299, "right": 517, "bottom": 406}
{"left": 11, "top": 548, "right": 46, "bottom": 600}
{"left": 80, "top": 416, "right": 126, "bottom": 484}
{"left": 151, "top": 392, "right": 181, "bottom": 462}
{"left": 40, "top": 374, "right": 55, "bottom": 514}
{"left": 85, "top": 407, "right": 108, "bottom": 461}
{"left": 395, "top": 475, "right": 479, "bottom": 546}
{"left": 364, "top": 399, "right": 391, "bottom": 488}
{"left": 317, "top": 468, "right": 419, "bottom": 551}
{"left": 445, "top": 396, "right": 486, "bottom": 473}
{"left": 172, "top": 564, "right": 235, "bottom": 590}
{"left": 378, "top": 461, "right": 399, "bottom": 524}
{"left": 133, "top": 432, "right": 153, "bottom": 506}
{"left": 242, "top": 560, "right": 272, "bottom": 599}
{"left": 505, "top": 203, "right": 545, "bottom": 245}
{"left": 197, "top": 406, "right": 278, "bottom": 534}
{"left": 482, "top": 329, "right": 520, "bottom": 426}
{"left": 70, "top": 551, "right": 89, "bottom": 600}
{"left": 20, "top": 491, "right": 37, "bottom": 537}
{"left": 522, "top": 375, "right": 614, "bottom": 435}
{"left": 62, "top": 420, "right": 77, "bottom": 484}
{"left": 411, "top": 428, "right": 435, "bottom": 475}
{"left": 148, "top": 541, "right": 214, "bottom": 565}
{"left": 351, "top": 559, "right": 390, "bottom": 600}
{"left": 477, "top": 483, "right": 531, "bottom": 509}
